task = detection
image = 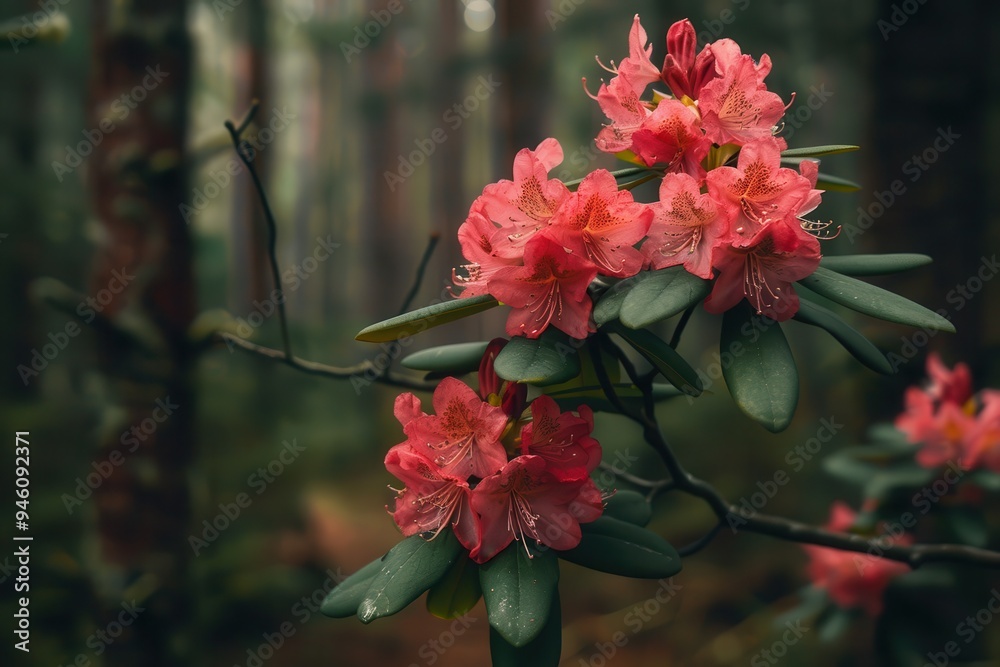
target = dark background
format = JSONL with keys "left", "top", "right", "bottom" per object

{"left": 1, "top": 0, "right": 999, "bottom": 665}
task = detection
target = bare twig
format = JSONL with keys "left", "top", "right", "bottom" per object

{"left": 594, "top": 334, "right": 1000, "bottom": 570}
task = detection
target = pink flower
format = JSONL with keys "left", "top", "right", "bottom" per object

{"left": 594, "top": 73, "right": 651, "bottom": 154}
{"left": 705, "top": 137, "right": 814, "bottom": 245}
{"left": 642, "top": 172, "right": 728, "bottom": 279}
{"left": 615, "top": 15, "right": 663, "bottom": 93}
{"left": 470, "top": 455, "right": 604, "bottom": 563}
{"left": 803, "top": 503, "right": 910, "bottom": 617}
{"left": 400, "top": 377, "right": 509, "bottom": 479}
{"left": 630, "top": 98, "right": 711, "bottom": 176}
{"left": 895, "top": 387, "right": 975, "bottom": 469}
{"left": 478, "top": 138, "right": 570, "bottom": 256}
{"left": 662, "top": 19, "right": 717, "bottom": 100}
{"left": 385, "top": 445, "right": 480, "bottom": 551}
{"left": 967, "top": 390, "right": 1000, "bottom": 473}
{"left": 544, "top": 169, "right": 653, "bottom": 278}
{"left": 520, "top": 396, "right": 601, "bottom": 474}
{"left": 698, "top": 40, "right": 787, "bottom": 146}
{"left": 452, "top": 201, "right": 520, "bottom": 297}
{"left": 925, "top": 353, "right": 973, "bottom": 406}
{"left": 704, "top": 220, "right": 820, "bottom": 321}
{"left": 488, "top": 234, "right": 599, "bottom": 339}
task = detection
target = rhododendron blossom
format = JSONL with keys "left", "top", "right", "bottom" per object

{"left": 544, "top": 169, "right": 652, "bottom": 277}
{"left": 803, "top": 503, "right": 910, "bottom": 617}
{"left": 896, "top": 354, "right": 1000, "bottom": 472}
{"left": 488, "top": 235, "right": 599, "bottom": 339}
{"left": 385, "top": 343, "right": 605, "bottom": 564}
{"left": 642, "top": 172, "right": 727, "bottom": 278}
{"left": 630, "top": 98, "right": 710, "bottom": 175}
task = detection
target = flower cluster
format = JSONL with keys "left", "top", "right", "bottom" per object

{"left": 895, "top": 354, "right": 1000, "bottom": 472}
{"left": 452, "top": 16, "right": 831, "bottom": 339}
{"left": 384, "top": 339, "right": 604, "bottom": 563}
{"left": 803, "top": 502, "right": 910, "bottom": 616}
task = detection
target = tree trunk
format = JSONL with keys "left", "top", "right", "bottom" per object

{"left": 87, "top": 0, "right": 196, "bottom": 664}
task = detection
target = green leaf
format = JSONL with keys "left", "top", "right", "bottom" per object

{"left": 426, "top": 553, "right": 482, "bottom": 619}
{"left": 493, "top": 331, "right": 581, "bottom": 386}
{"left": 816, "top": 172, "right": 861, "bottom": 192}
{"left": 780, "top": 144, "right": 859, "bottom": 158}
{"left": 603, "top": 490, "right": 652, "bottom": 526}
{"left": 793, "top": 298, "right": 892, "bottom": 374}
{"left": 547, "top": 383, "right": 684, "bottom": 414}
{"left": 819, "top": 254, "right": 933, "bottom": 276}
{"left": 593, "top": 272, "right": 657, "bottom": 326}
{"left": 488, "top": 592, "right": 561, "bottom": 667}
{"left": 357, "top": 533, "right": 462, "bottom": 624}
{"left": 558, "top": 516, "right": 681, "bottom": 579}
{"left": 355, "top": 295, "right": 499, "bottom": 342}
{"left": 607, "top": 322, "right": 702, "bottom": 396}
{"left": 618, "top": 266, "right": 710, "bottom": 329}
{"left": 480, "top": 545, "right": 559, "bottom": 647}
{"left": 720, "top": 302, "right": 798, "bottom": 432}
{"left": 320, "top": 557, "right": 385, "bottom": 618}
{"left": 401, "top": 341, "right": 490, "bottom": 373}
{"left": 797, "top": 266, "right": 955, "bottom": 332}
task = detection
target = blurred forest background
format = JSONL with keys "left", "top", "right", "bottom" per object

{"left": 2, "top": 0, "right": 1000, "bottom": 665}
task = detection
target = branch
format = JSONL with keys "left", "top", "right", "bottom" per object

{"left": 594, "top": 334, "right": 1000, "bottom": 571}
{"left": 216, "top": 103, "right": 437, "bottom": 392}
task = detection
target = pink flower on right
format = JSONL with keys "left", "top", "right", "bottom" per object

{"left": 896, "top": 354, "right": 1000, "bottom": 472}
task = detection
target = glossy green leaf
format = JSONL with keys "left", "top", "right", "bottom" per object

{"left": 603, "top": 490, "right": 652, "bottom": 526}
{"left": 793, "top": 299, "right": 892, "bottom": 374}
{"left": 401, "top": 341, "right": 490, "bottom": 373}
{"left": 426, "top": 553, "right": 482, "bottom": 619}
{"left": 720, "top": 302, "right": 798, "bottom": 432}
{"left": 548, "top": 383, "right": 684, "bottom": 414}
{"left": 493, "top": 331, "right": 581, "bottom": 386}
{"left": 819, "top": 253, "right": 932, "bottom": 276}
{"left": 488, "top": 592, "right": 561, "bottom": 667}
{"left": 480, "top": 545, "right": 559, "bottom": 647}
{"left": 797, "top": 267, "right": 955, "bottom": 332}
{"left": 607, "top": 322, "right": 702, "bottom": 396}
{"left": 618, "top": 266, "right": 710, "bottom": 329}
{"left": 593, "top": 272, "right": 657, "bottom": 326}
{"left": 558, "top": 516, "right": 681, "bottom": 579}
{"left": 780, "top": 144, "right": 859, "bottom": 158}
{"left": 356, "top": 295, "right": 499, "bottom": 342}
{"left": 357, "top": 532, "right": 461, "bottom": 624}
{"left": 816, "top": 172, "right": 861, "bottom": 192}
{"left": 320, "top": 558, "right": 385, "bottom": 618}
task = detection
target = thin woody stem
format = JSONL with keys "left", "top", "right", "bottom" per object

{"left": 594, "top": 333, "right": 1000, "bottom": 570}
